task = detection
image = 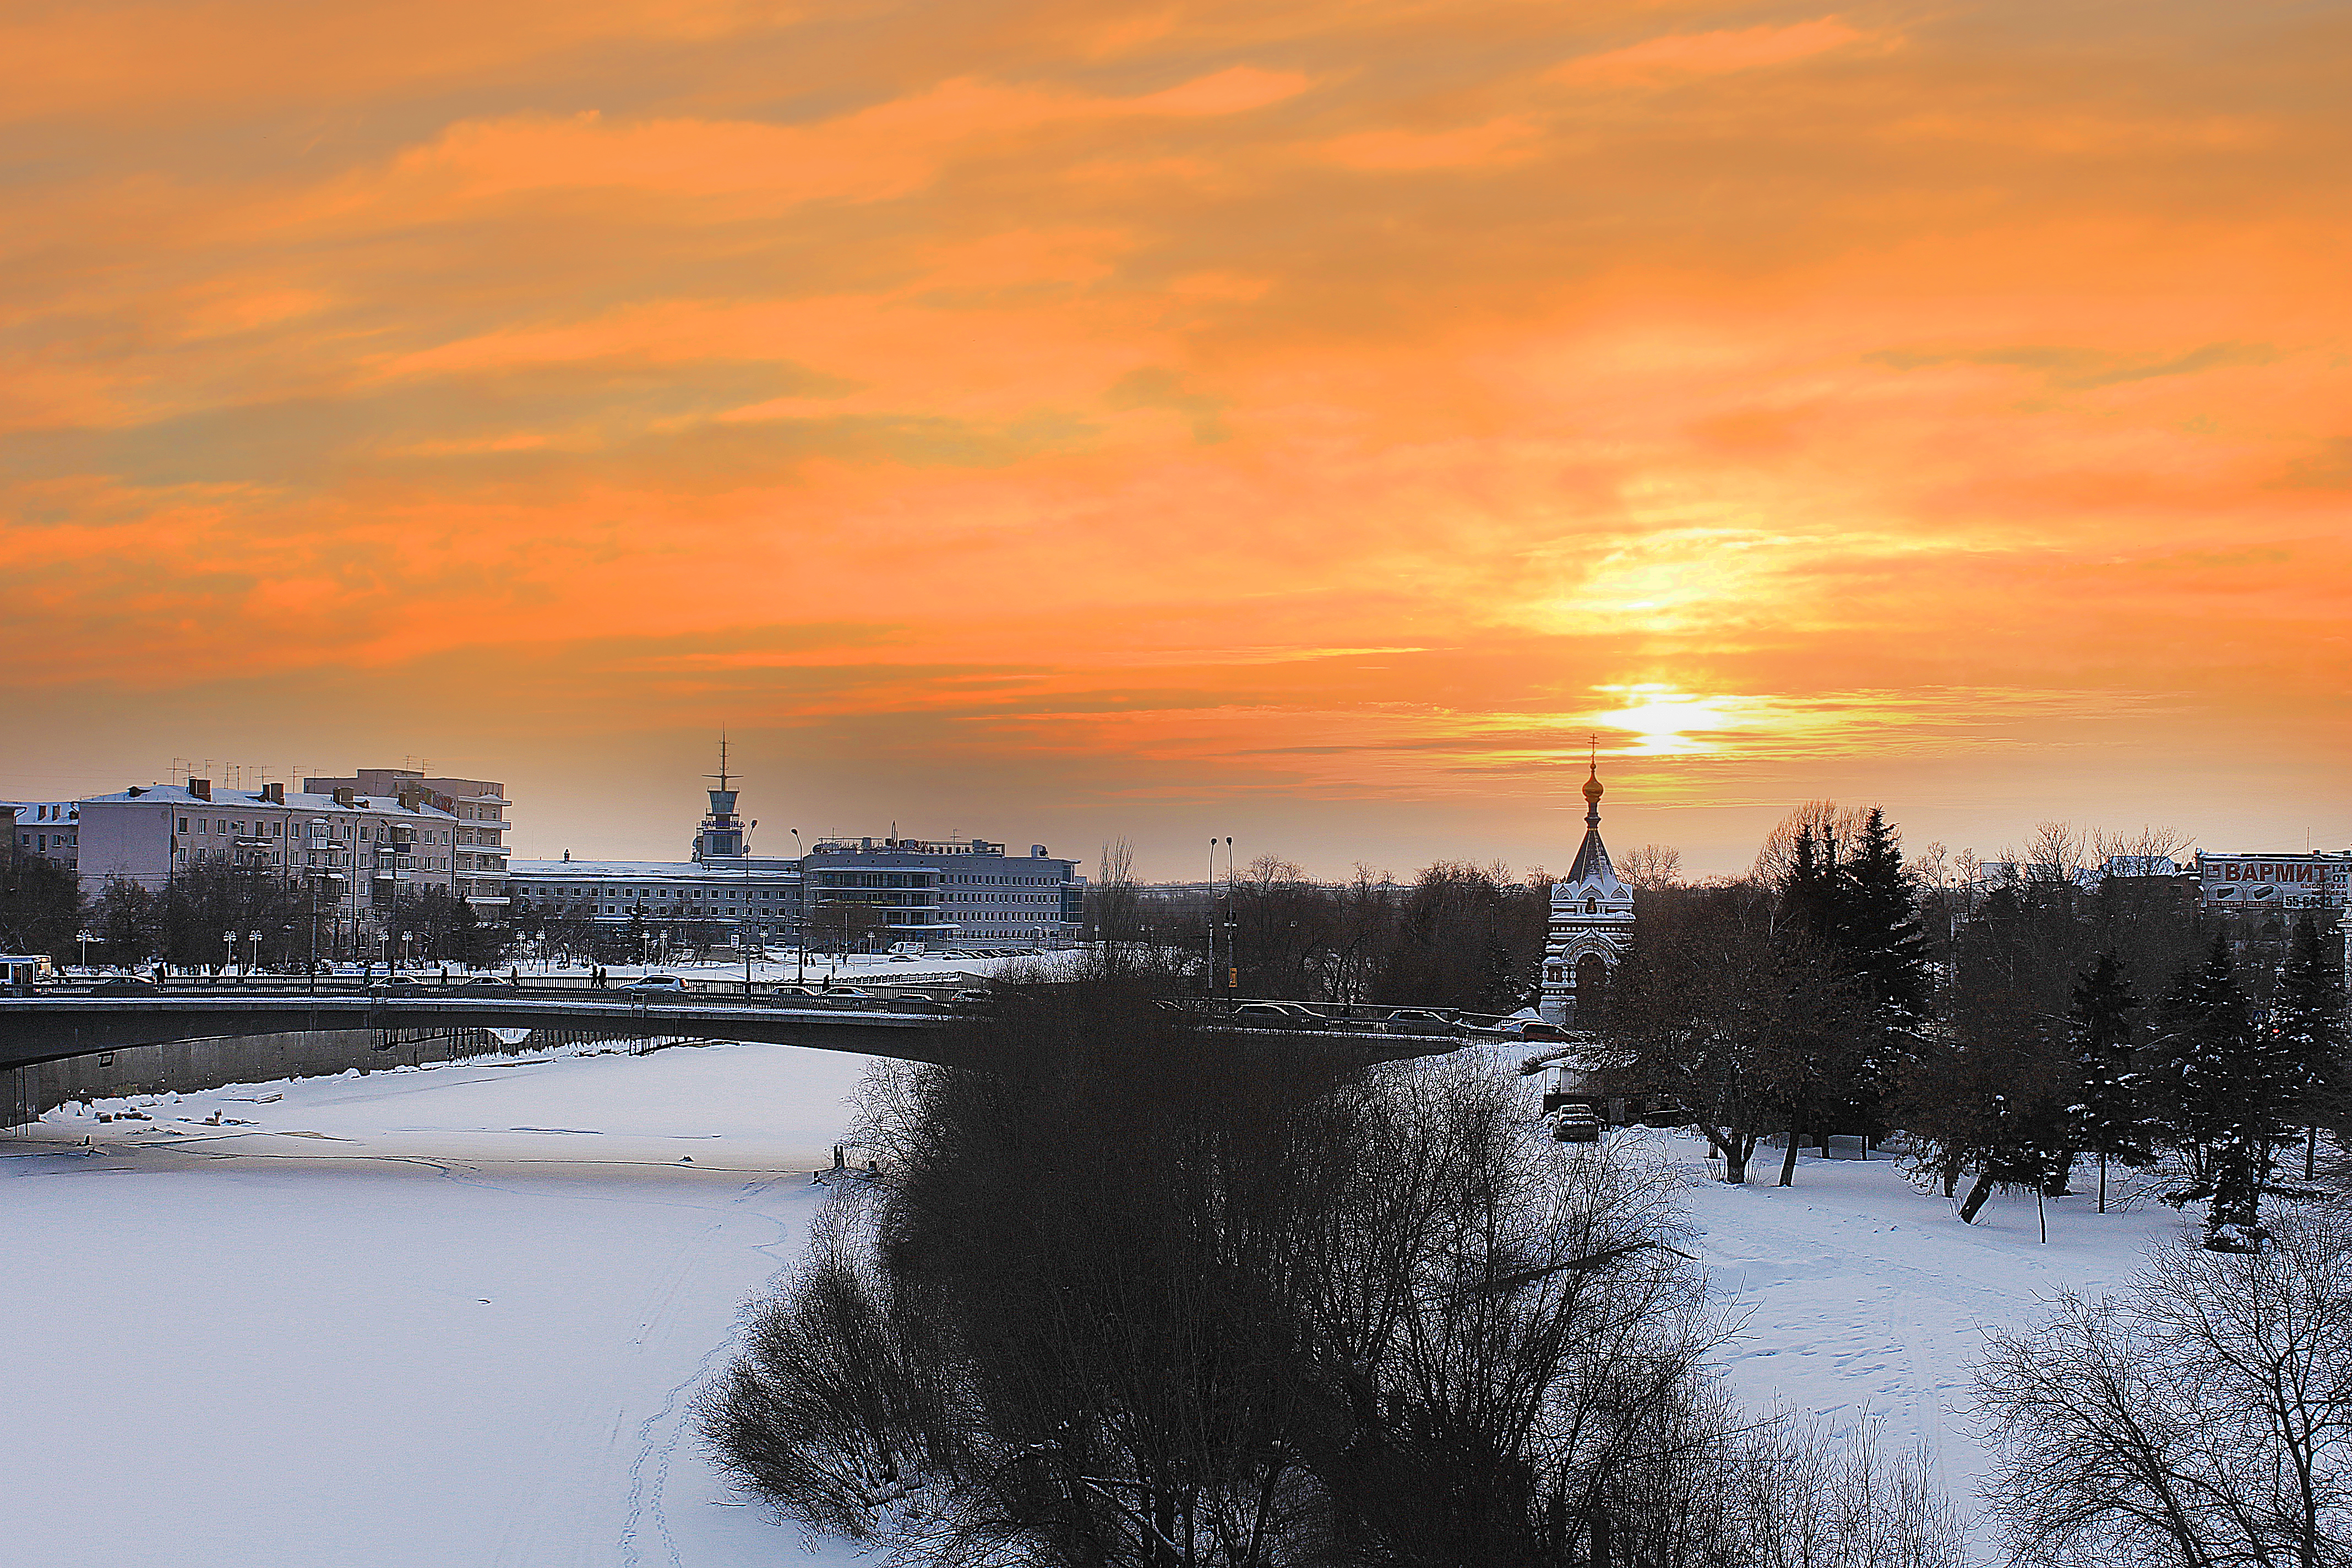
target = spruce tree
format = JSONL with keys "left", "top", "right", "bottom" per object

{"left": 2065, "top": 951, "right": 2148, "bottom": 1213}
{"left": 1777, "top": 826, "right": 1836, "bottom": 940}
{"left": 2152, "top": 935, "right": 2290, "bottom": 1250}
{"left": 1834, "top": 808, "right": 1932, "bottom": 1024}
{"left": 2273, "top": 918, "right": 2348, "bottom": 1178}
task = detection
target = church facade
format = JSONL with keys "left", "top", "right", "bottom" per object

{"left": 1537, "top": 762, "right": 1636, "bottom": 1027}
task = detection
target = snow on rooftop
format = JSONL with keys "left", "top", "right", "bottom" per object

{"left": 80, "top": 785, "right": 455, "bottom": 817}
{"left": 509, "top": 858, "right": 801, "bottom": 880}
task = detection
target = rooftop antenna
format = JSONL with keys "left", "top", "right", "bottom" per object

{"left": 706, "top": 732, "right": 734, "bottom": 793}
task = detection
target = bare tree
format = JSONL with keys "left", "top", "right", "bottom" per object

{"left": 1977, "top": 1206, "right": 2352, "bottom": 1566}
{"left": 1320, "top": 865, "right": 1396, "bottom": 1006}
{"left": 1092, "top": 838, "right": 1141, "bottom": 947}
{"left": 2020, "top": 820, "right": 2087, "bottom": 889}
{"left": 1600, "top": 884, "right": 1867, "bottom": 1186}
{"left": 1619, "top": 843, "right": 1684, "bottom": 891}
{"left": 2091, "top": 824, "right": 2192, "bottom": 873}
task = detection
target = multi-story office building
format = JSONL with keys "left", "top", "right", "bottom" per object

{"left": 505, "top": 857, "right": 805, "bottom": 943}
{"left": 74, "top": 777, "right": 462, "bottom": 946}
{"left": 804, "top": 836, "right": 1082, "bottom": 950}
{"left": 506, "top": 759, "right": 1083, "bottom": 951}
{"left": 507, "top": 763, "right": 800, "bottom": 945}
{"left": 305, "top": 769, "right": 510, "bottom": 917}
{"left": 10, "top": 802, "right": 80, "bottom": 874}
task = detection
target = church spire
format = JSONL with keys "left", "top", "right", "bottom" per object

{"left": 1540, "top": 741, "right": 1636, "bottom": 1027}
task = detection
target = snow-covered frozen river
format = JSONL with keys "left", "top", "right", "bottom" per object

{"left": 1, "top": 1042, "right": 872, "bottom": 1567}
{"left": 2, "top": 1041, "right": 2191, "bottom": 1563}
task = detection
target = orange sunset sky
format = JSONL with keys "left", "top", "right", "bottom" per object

{"left": 3, "top": 1, "right": 2346, "bottom": 879}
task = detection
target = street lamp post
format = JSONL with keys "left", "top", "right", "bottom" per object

{"left": 1206, "top": 837, "right": 1218, "bottom": 997}
{"left": 790, "top": 829, "right": 808, "bottom": 986}
{"left": 77, "top": 929, "right": 95, "bottom": 974}
{"left": 224, "top": 929, "right": 237, "bottom": 978}
{"left": 742, "top": 856, "right": 756, "bottom": 1001}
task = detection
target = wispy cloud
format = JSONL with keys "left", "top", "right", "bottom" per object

{"left": 2, "top": 0, "right": 2345, "bottom": 873}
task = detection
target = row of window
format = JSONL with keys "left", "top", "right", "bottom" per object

{"left": 524, "top": 886, "right": 790, "bottom": 901}
{"left": 807, "top": 870, "right": 1068, "bottom": 888}
{"left": 177, "top": 816, "right": 452, "bottom": 845}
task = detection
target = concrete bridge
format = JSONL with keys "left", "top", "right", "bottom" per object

{"left": 0, "top": 988, "right": 1465, "bottom": 1075}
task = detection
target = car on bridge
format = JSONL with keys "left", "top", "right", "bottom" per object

{"left": 88, "top": 977, "right": 160, "bottom": 996}
{"left": 871, "top": 992, "right": 952, "bottom": 1014}
{"left": 1380, "top": 1007, "right": 1462, "bottom": 1035}
{"left": 1228, "top": 1000, "right": 1322, "bottom": 1026}
{"left": 617, "top": 975, "right": 690, "bottom": 998}
{"left": 1460, "top": 1012, "right": 1570, "bottom": 1042}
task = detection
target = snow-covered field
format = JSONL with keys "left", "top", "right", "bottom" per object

{"left": 1669, "top": 1136, "right": 2182, "bottom": 1527}
{"left": 1, "top": 1041, "right": 2190, "bottom": 1564}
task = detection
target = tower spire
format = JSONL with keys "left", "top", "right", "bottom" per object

{"left": 1582, "top": 734, "right": 1604, "bottom": 827}
{"left": 695, "top": 732, "right": 747, "bottom": 861}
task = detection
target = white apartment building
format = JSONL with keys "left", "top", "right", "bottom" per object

{"left": 77, "top": 778, "right": 461, "bottom": 941}
{"left": 306, "top": 769, "right": 511, "bottom": 915}
{"left": 10, "top": 801, "right": 81, "bottom": 873}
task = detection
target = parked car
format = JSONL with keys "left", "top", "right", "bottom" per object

{"left": 873, "top": 993, "right": 949, "bottom": 1013}
{"left": 1458, "top": 1014, "right": 1567, "bottom": 1041}
{"left": 1549, "top": 1104, "right": 1601, "bottom": 1143}
{"left": 1228, "top": 1000, "right": 1321, "bottom": 1026}
{"left": 618, "top": 974, "right": 690, "bottom": 997}
{"left": 88, "top": 977, "right": 159, "bottom": 996}
{"left": 1381, "top": 1007, "right": 1459, "bottom": 1035}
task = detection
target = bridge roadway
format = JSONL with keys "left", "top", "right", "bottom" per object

{"left": 0, "top": 991, "right": 1464, "bottom": 1074}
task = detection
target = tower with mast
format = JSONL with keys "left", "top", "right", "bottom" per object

{"left": 692, "top": 735, "right": 750, "bottom": 862}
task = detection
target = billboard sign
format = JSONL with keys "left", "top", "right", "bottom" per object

{"left": 2197, "top": 853, "right": 2352, "bottom": 910}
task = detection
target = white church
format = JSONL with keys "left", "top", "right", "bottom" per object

{"left": 1537, "top": 760, "right": 1635, "bottom": 1028}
